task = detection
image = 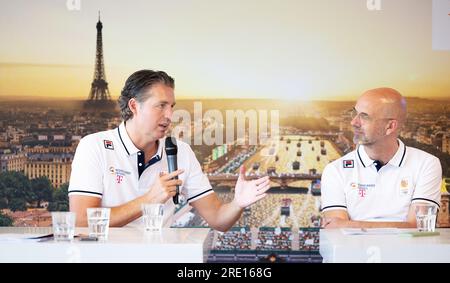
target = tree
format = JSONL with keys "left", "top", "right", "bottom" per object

{"left": 0, "top": 171, "right": 32, "bottom": 211}
{"left": 48, "top": 183, "right": 69, "bottom": 212}
{"left": 30, "top": 177, "right": 53, "bottom": 208}
{"left": 9, "top": 198, "right": 27, "bottom": 212}
{"left": 0, "top": 212, "right": 13, "bottom": 226}
{"left": 0, "top": 183, "right": 7, "bottom": 209}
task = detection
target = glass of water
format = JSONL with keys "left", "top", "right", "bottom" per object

{"left": 87, "top": 208, "right": 111, "bottom": 241}
{"left": 52, "top": 212, "right": 76, "bottom": 241}
{"left": 142, "top": 203, "right": 164, "bottom": 232}
{"left": 415, "top": 204, "right": 438, "bottom": 232}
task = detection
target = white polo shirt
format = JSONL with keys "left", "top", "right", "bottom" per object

{"left": 68, "top": 122, "right": 213, "bottom": 227}
{"left": 321, "top": 140, "right": 442, "bottom": 222}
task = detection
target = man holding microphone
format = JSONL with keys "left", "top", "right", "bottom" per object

{"left": 68, "top": 70, "right": 270, "bottom": 231}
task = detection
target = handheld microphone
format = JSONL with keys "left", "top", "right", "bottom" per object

{"left": 165, "top": 136, "right": 179, "bottom": 204}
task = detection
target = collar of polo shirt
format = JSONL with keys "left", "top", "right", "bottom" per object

{"left": 357, "top": 139, "right": 407, "bottom": 169}
{"left": 117, "top": 122, "right": 164, "bottom": 158}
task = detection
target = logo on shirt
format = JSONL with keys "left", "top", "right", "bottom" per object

{"left": 358, "top": 188, "right": 367, "bottom": 198}
{"left": 343, "top": 160, "right": 354, "bottom": 168}
{"left": 399, "top": 177, "right": 410, "bottom": 195}
{"left": 104, "top": 140, "right": 114, "bottom": 150}
{"left": 356, "top": 183, "right": 375, "bottom": 198}
{"left": 116, "top": 175, "right": 124, "bottom": 184}
{"left": 111, "top": 168, "right": 131, "bottom": 184}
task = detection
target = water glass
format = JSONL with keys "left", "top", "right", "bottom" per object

{"left": 87, "top": 208, "right": 111, "bottom": 241}
{"left": 415, "top": 204, "right": 438, "bottom": 232}
{"left": 142, "top": 203, "right": 164, "bottom": 232}
{"left": 51, "top": 212, "right": 76, "bottom": 241}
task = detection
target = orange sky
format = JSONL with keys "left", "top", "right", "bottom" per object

{"left": 1, "top": 0, "right": 449, "bottom": 100}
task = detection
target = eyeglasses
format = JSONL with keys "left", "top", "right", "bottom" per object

{"left": 348, "top": 108, "right": 395, "bottom": 123}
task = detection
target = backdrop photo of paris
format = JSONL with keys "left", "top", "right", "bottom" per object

{"left": 1, "top": 0, "right": 450, "bottom": 263}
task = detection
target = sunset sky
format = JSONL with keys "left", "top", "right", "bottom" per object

{"left": 0, "top": 0, "right": 449, "bottom": 100}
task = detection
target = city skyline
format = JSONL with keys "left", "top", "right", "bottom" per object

{"left": 1, "top": 0, "right": 450, "bottom": 100}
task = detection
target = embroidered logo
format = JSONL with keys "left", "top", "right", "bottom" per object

{"left": 109, "top": 166, "right": 115, "bottom": 174}
{"left": 116, "top": 175, "right": 124, "bottom": 184}
{"left": 401, "top": 179, "right": 408, "bottom": 188}
{"left": 357, "top": 183, "right": 375, "bottom": 198}
{"left": 358, "top": 188, "right": 367, "bottom": 198}
{"left": 400, "top": 177, "right": 410, "bottom": 195}
{"left": 104, "top": 140, "right": 114, "bottom": 150}
{"left": 113, "top": 168, "right": 131, "bottom": 184}
{"left": 343, "top": 160, "right": 354, "bottom": 168}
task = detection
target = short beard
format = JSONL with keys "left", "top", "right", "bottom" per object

{"left": 353, "top": 133, "right": 373, "bottom": 145}
{"left": 353, "top": 129, "right": 385, "bottom": 146}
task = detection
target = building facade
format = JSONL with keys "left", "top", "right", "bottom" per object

{"left": 24, "top": 153, "right": 73, "bottom": 188}
{"left": 0, "top": 152, "right": 26, "bottom": 173}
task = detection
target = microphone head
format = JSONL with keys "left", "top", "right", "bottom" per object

{"left": 165, "top": 136, "right": 178, "bottom": 156}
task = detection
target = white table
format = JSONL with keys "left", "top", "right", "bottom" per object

{"left": 0, "top": 227, "right": 213, "bottom": 263}
{"left": 320, "top": 228, "right": 450, "bottom": 263}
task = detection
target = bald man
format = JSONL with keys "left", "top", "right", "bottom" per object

{"left": 321, "top": 88, "right": 442, "bottom": 228}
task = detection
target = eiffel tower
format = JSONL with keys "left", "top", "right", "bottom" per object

{"left": 85, "top": 12, "right": 114, "bottom": 110}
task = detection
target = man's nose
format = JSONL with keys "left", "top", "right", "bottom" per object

{"left": 164, "top": 107, "right": 173, "bottom": 120}
{"left": 350, "top": 115, "right": 360, "bottom": 127}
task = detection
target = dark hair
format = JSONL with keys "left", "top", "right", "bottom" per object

{"left": 118, "top": 70, "right": 175, "bottom": 121}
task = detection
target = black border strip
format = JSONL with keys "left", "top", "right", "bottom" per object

{"left": 68, "top": 190, "right": 103, "bottom": 196}
{"left": 187, "top": 189, "right": 213, "bottom": 202}
{"left": 158, "top": 139, "right": 164, "bottom": 159}
{"left": 412, "top": 198, "right": 440, "bottom": 208}
{"left": 117, "top": 127, "right": 130, "bottom": 155}
{"left": 398, "top": 144, "right": 407, "bottom": 167}
{"left": 320, "top": 205, "right": 347, "bottom": 212}
{"left": 357, "top": 146, "right": 366, "bottom": 167}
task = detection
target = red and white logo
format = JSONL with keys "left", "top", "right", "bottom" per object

{"left": 104, "top": 140, "right": 114, "bottom": 150}
{"left": 343, "top": 160, "right": 354, "bottom": 168}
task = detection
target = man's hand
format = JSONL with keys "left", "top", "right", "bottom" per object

{"left": 322, "top": 217, "right": 351, "bottom": 229}
{"left": 146, "top": 169, "right": 184, "bottom": 204}
{"left": 233, "top": 166, "right": 271, "bottom": 208}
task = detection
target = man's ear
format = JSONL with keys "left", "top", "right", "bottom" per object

{"left": 128, "top": 98, "right": 138, "bottom": 116}
{"left": 385, "top": 119, "right": 398, "bottom": 136}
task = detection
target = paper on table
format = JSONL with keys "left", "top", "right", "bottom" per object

{"left": 341, "top": 228, "right": 400, "bottom": 235}
{"left": 399, "top": 231, "right": 440, "bottom": 237}
{"left": 0, "top": 233, "right": 53, "bottom": 243}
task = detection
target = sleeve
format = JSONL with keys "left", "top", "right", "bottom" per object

{"left": 320, "top": 162, "right": 347, "bottom": 212}
{"left": 180, "top": 144, "right": 213, "bottom": 204}
{"left": 68, "top": 136, "right": 104, "bottom": 199}
{"left": 411, "top": 155, "right": 442, "bottom": 208}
